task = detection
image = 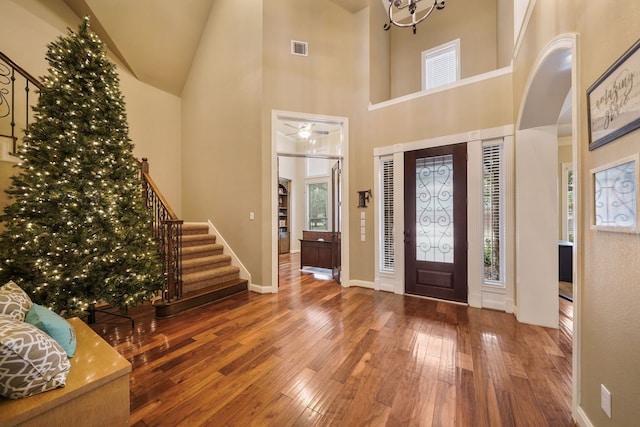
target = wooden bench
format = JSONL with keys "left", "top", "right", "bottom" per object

{"left": 0, "top": 317, "right": 131, "bottom": 427}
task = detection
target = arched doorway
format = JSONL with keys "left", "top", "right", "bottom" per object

{"left": 516, "top": 32, "right": 581, "bottom": 424}
{"left": 515, "top": 35, "right": 579, "bottom": 328}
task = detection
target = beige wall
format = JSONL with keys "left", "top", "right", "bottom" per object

{"left": 0, "top": 0, "right": 183, "bottom": 215}
{"left": 369, "top": 0, "right": 389, "bottom": 104}
{"left": 576, "top": 1, "right": 640, "bottom": 424}
{"left": 387, "top": 0, "right": 498, "bottom": 99}
{"left": 260, "top": 0, "right": 362, "bottom": 286}
{"left": 496, "top": 0, "right": 514, "bottom": 68}
{"left": 181, "top": 1, "right": 263, "bottom": 282}
{"left": 514, "top": 0, "right": 640, "bottom": 424}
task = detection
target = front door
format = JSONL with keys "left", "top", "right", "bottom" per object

{"left": 405, "top": 143, "right": 467, "bottom": 302}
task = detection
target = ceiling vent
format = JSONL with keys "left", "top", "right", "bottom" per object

{"left": 291, "top": 40, "right": 308, "bottom": 56}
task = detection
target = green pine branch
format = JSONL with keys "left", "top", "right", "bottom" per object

{"left": 0, "top": 17, "right": 163, "bottom": 316}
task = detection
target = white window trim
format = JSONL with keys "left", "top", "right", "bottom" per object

{"left": 421, "top": 39, "right": 461, "bottom": 91}
{"left": 305, "top": 178, "right": 331, "bottom": 231}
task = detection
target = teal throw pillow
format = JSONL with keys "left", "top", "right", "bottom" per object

{"left": 25, "top": 304, "right": 76, "bottom": 358}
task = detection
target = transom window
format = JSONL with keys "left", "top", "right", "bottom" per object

{"left": 422, "top": 39, "right": 460, "bottom": 91}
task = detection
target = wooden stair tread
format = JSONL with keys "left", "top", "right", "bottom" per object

{"left": 153, "top": 278, "right": 248, "bottom": 318}
{"left": 181, "top": 278, "right": 246, "bottom": 298}
{"left": 181, "top": 223, "right": 209, "bottom": 236}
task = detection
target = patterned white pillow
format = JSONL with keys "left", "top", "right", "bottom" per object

{"left": 0, "top": 281, "right": 33, "bottom": 322}
{"left": 0, "top": 317, "right": 71, "bottom": 399}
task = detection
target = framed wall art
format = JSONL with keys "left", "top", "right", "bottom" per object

{"left": 588, "top": 39, "right": 640, "bottom": 150}
{"left": 591, "top": 154, "right": 639, "bottom": 233}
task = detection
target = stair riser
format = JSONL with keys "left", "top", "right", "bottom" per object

{"left": 181, "top": 227, "right": 209, "bottom": 236}
{"left": 182, "top": 237, "right": 217, "bottom": 248}
{"left": 182, "top": 248, "right": 223, "bottom": 260}
{"left": 183, "top": 265, "right": 240, "bottom": 283}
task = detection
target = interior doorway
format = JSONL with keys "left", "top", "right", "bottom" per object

{"left": 516, "top": 34, "right": 579, "bottom": 420}
{"left": 271, "top": 111, "right": 349, "bottom": 292}
{"left": 516, "top": 36, "right": 578, "bottom": 329}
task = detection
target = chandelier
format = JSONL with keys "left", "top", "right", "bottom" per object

{"left": 383, "top": 0, "right": 446, "bottom": 34}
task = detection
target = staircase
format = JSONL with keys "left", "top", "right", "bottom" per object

{"left": 0, "top": 52, "right": 248, "bottom": 318}
{"left": 153, "top": 222, "right": 248, "bottom": 318}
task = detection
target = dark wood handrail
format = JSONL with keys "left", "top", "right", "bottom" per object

{"left": 0, "top": 52, "right": 42, "bottom": 89}
{"left": 141, "top": 160, "right": 179, "bottom": 220}
{"left": 0, "top": 51, "right": 42, "bottom": 154}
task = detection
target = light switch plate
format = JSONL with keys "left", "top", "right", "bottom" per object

{"left": 601, "top": 384, "right": 612, "bottom": 418}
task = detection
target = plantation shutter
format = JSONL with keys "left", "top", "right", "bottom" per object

{"left": 381, "top": 157, "right": 395, "bottom": 272}
{"left": 482, "top": 143, "right": 503, "bottom": 283}
{"left": 425, "top": 47, "right": 457, "bottom": 89}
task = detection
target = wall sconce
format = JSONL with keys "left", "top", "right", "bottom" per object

{"left": 357, "top": 189, "right": 372, "bottom": 208}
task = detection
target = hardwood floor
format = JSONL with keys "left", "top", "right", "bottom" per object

{"left": 91, "top": 253, "right": 573, "bottom": 426}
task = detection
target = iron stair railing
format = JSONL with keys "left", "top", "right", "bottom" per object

{"left": 140, "top": 158, "right": 183, "bottom": 303}
{"left": 0, "top": 51, "right": 41, "bottom": 155}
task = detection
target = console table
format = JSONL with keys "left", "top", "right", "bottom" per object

{"left": 299, "top": 230, "right": 340, "bottom": 270}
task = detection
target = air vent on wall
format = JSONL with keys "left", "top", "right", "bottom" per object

{"left": 291, "top": 40, "right": 308, "bottom": 56}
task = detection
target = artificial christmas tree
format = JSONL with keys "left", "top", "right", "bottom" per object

{"left": 0, "top": 17, "right": 163, "bottom": 316}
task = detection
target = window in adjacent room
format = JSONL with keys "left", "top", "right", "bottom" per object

{"left": 483, "top": 141, "right": 504, "bottom": 284}
{"left": 422, "top": 39, "right": 460, "bottom": 91}
{"left": 562, "top": 163, "right": 574, "bottom": 242}
{"left": 307, "top": 181, "right": 328, "bottom": 231}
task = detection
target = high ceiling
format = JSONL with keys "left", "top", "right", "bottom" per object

{"left": 329, "top": 0, "right": 368, "bottom": 13}
{"left": 63, "top": 0, "right": 368, "bottom": 96}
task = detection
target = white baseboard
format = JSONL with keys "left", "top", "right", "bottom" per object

{"left": 468, "top": 291, "right": 482, "bottom": 308}
{"left": 348, "top": 280, "right": 375, "bottom": 290}
{"left": 206, "top": 220, "right": 251, "bottom": 284}
{"left": 249, "top": 284, "right": 272, "bottom": 294}
{"left": 575, "top": 406, "right": 594, "bottom": 427}
{"left": 482, "top": 290, "right": 507, "bottom": 311}
{"left": 504, "top": 297, "right": 515, "bottom": 314}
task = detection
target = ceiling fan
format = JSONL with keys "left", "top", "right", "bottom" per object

{"left": 284, "top": 122, "right": 329, "bottom": 139}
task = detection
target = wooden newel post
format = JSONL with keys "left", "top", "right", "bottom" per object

{"left": 141, "top": 157, "right": 150, "bottom": 175}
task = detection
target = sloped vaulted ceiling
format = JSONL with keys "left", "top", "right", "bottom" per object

{"left": 63, "top": 0, "right": 215, "bottom": 96}
{"left": 329, "top": 0, "right": 368, "bottom": 13}
{"left": 62, "top": 0, "right": 368, "bottom": 96}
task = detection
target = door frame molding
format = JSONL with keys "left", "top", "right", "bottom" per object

{"left": 373, "top": 124, "right": 514, "bottom": 309}
{"left": 269, "top": 110, "right": 350, "bottom": 293}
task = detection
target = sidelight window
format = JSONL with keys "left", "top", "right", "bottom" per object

{"left": 482, "top": 141, "right": 504, "bottom": 284}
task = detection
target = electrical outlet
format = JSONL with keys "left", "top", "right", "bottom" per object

{"left": 601, "top": 384, "right": 612, "bottom": 418}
